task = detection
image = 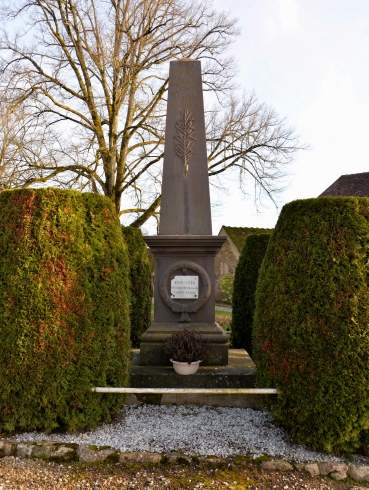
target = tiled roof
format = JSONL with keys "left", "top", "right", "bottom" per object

{"left": 222, "top": 226, "right": 273, "bottom": 252}
{"left": 319, "top": 172, "right": 369, "bottom": 197}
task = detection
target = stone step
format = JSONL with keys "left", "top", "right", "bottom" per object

{"left": 129, "top": 349, "right": 261, "bottom": 409}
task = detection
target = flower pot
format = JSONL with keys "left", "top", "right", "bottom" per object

{"left": 170, "top": 359, "right": 201, "bottom": 375}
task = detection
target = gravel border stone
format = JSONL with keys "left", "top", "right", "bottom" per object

{"left": 5, "top": 404, "right": 369, "bottom": 484}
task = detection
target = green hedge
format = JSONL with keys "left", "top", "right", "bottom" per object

{"left": 219, "top": 273, "right": 234, "bottom": 305}
{"left": 253, "top": 197, "right": 369, "bottom": 453}
{"left": 121, "top": 227, "right": 152, "bottom": 347}
{"left": 0, "top": 188, "right": 131, "bottom": 433}
{"left": 231, "top": 233, "right": 271, "bottom": 357}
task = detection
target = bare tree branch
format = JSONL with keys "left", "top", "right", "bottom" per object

{"left": 0, "top": 0, "right": 304, "bottom": 228}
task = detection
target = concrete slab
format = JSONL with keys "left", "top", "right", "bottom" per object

{"left": 129, "top": 349, "right": 262, "bottom": 409}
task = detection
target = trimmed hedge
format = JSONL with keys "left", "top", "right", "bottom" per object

{"left": 0, "top": 188, "right": 131, "bottom": 433}
{"left": 121, "top": 227, "right": 152, "bottom": 347}
{"left": 253, "top": 197, "right": 369, "bottom": 453}
{"left": 231, "top": 233, "right": 271, "bottom": 356}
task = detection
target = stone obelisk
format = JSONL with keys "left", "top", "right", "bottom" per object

{"left": 141, "top": 59, "right": 228, "bottom": 366}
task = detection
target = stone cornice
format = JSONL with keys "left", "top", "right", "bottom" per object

{"left": 143, "top": 235, "right": 226, "bottom": 256}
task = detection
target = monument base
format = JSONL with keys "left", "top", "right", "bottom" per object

{"left": 139, "top": 322, "right": 228, "bottom": 366}
{"left": 129, "top": 349, "right": 261, "bottom": 409}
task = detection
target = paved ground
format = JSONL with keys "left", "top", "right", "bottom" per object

{"left": 215, "top": 305, "right": 232, "bottom": 313}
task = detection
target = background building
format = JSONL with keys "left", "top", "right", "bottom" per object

{"left": 215, "top": 226, "right": 273, "bottom": 302}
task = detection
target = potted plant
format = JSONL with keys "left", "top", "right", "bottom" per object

{"left": 164, "top": 329, "right": 209, "bottom": 375}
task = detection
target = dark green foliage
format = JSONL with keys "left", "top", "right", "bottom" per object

{"left": 0, "top": 188, "right": 131, "bottom": 433}
{"left": 121, "top": 227, "right": 152, "bottom": 347}
{"left": 231, "top": 233, "right": 271, "bottom": 356}
{"left": 253, "top": 197, "right": 369, "bottom": 453}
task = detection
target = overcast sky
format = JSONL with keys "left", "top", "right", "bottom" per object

{"left": 209, "top": 0, "right": 369, "bottom": 233}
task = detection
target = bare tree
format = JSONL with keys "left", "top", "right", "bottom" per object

{"left": 206, "top": 93, "right": 303, "bottom": 204}
{"left": 0, "top": 0, "right": 303, "bottom": 227}
{"left": 0, "top": 92, "right": 60, "bottom": 189}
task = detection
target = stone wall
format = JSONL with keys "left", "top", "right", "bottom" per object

{"left": 215, "top": 240, "right": 238, "bottom": 303}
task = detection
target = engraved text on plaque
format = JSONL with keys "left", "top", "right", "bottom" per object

{"left": 171, "top": 276, "right": 198, "bottom": 299}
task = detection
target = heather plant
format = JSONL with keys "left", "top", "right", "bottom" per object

{"left": 253, "top": 197, "right": 369, "bottom": 453}
{"left": 0, "top": 188, "right": 131, "bottom": 433}
{"left": 164, "top": 329, "right": 209, "bottom": 363}
{"left": 121, "top": 226, "right": 152, "bottom": 347}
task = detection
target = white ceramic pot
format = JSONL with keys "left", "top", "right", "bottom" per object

{"left": 170, "top": 359, "right": 201, "bottom": 375}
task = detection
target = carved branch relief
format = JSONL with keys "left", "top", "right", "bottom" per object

{"left": 174, "top": 110, "right": 196, "bottom": 176}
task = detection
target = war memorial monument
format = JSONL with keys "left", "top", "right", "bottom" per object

{"left": 140, "top": 59, "right": 228, "bottom": 366}
{"left": 129, "top": 60, "right": 256, "bottom": 404}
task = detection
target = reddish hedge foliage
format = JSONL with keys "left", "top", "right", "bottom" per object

{"left": 253, "top": 197, "right": 369, "bottom": 453}
{"left": 0, "top": 188, "right": 131, "bottom": 433}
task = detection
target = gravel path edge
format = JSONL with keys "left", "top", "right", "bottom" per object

{"left": 1, "top": 440, "right": 369, "bottom": 484}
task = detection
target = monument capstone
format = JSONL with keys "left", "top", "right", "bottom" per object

{"left": 141, "top": 59, "right": 228, "bottom": 366}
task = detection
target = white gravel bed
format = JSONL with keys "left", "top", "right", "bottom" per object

{"left": 10, "top": 404, "right": 369, "bottom": 464}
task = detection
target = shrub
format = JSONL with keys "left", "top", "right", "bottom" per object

{"left": 231, "top": 233, "right": 271, "bottom": 356}
{"left": 215, "top": 313, "right": 232, "bottom": 332}
{"left": 164, "top": 329, "right": 209, "bottom": 363}
{"left": 0, "top": 188, "right": 131, "bottom": 433}
{"left": 253, "top": 197, "right": 369, "bottom": 453}
{"left": 219, "top": 273, "right": 234, "bottom": 304}
{"left": 121, "top": 227, "right": 152, "bottom": 347}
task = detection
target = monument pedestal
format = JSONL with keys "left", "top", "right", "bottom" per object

{"left": 130, "top": 349, "right": 262, "bottom": 409}
{"left": 141, "top": 235, "right": 227, "bottom": 366}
